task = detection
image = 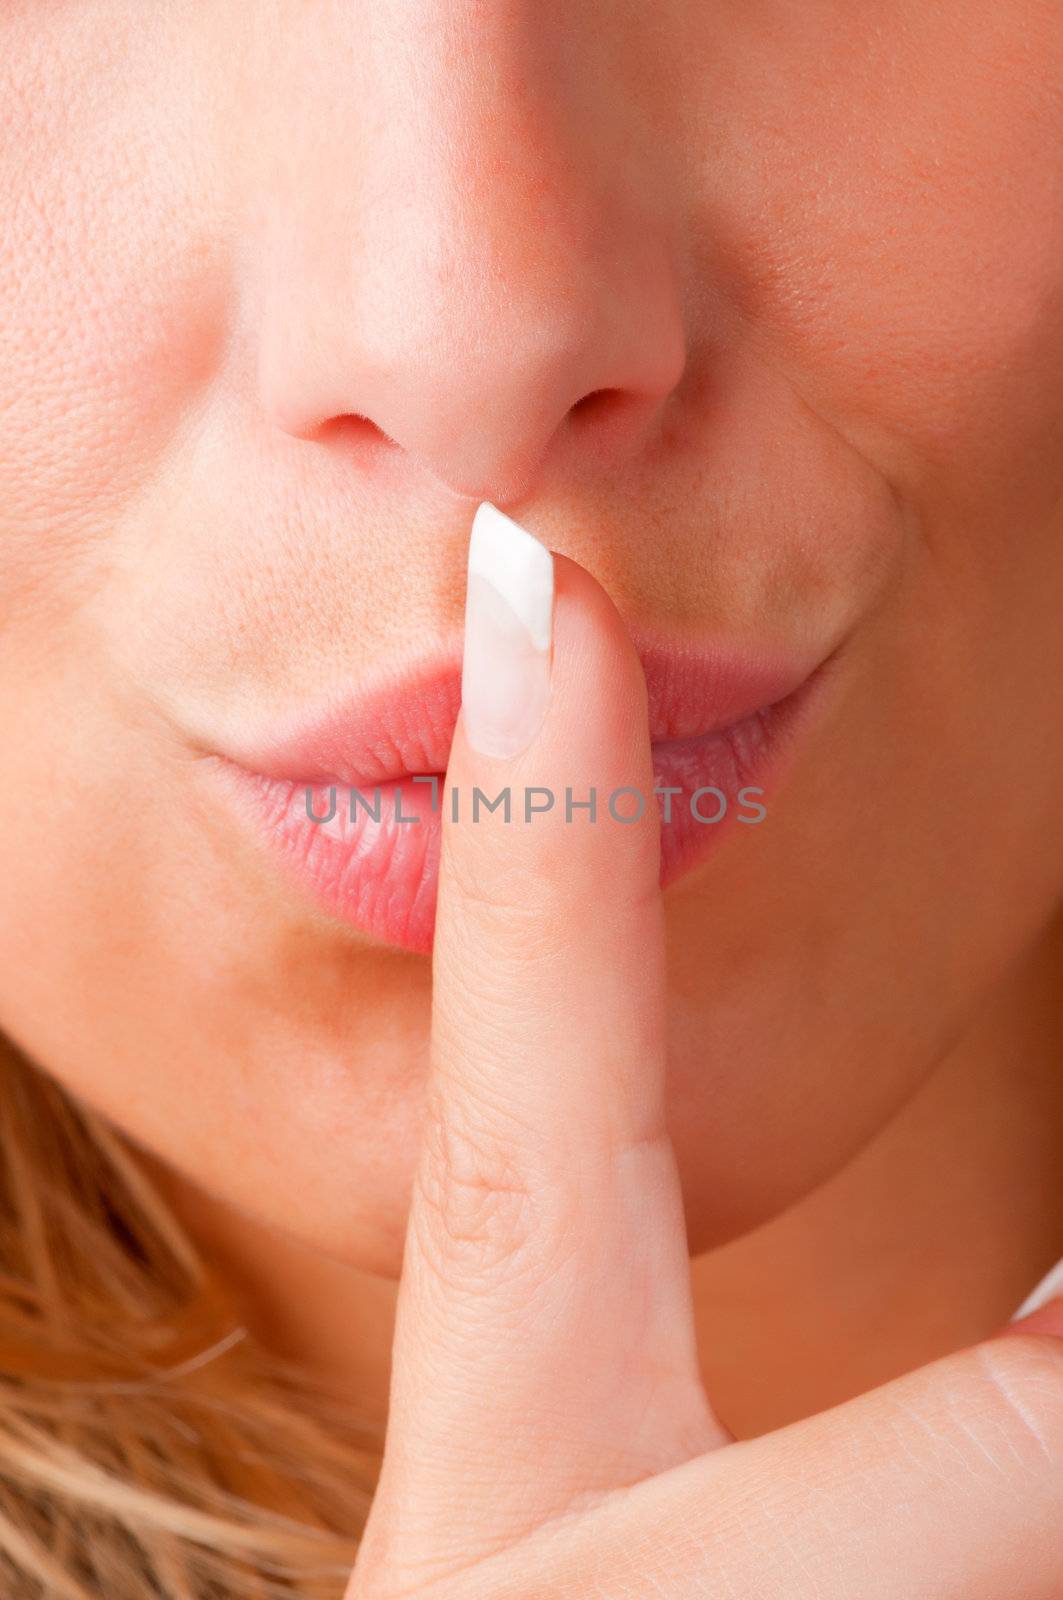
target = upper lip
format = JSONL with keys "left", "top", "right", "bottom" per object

{"left": 213, "top": 632, "right": 826, "bottom": 789}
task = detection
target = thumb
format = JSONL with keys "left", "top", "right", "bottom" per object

{"left": 360, "top": 504, "right": 725, "bottom": 1590}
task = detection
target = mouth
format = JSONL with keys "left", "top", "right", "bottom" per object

{"left": 204, "top": 638, "right": 831, "bottom": 953}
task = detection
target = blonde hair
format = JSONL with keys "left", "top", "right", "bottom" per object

{"left": 0, "top": 1035, "right": 380, "bottom": 1598}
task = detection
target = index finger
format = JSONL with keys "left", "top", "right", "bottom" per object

{"left": 358, "top": 504, "right": 727, "bottom": 1591}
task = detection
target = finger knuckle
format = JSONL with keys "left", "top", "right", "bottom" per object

{"left": 964, "top": 1336, "right": 1063, "bottom": 1470}
{"left": 413, "top": 1086, "right": 549, "bottom": 1287}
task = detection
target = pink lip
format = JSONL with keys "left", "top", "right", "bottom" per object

{"left": 207, "top": 640, "right": 829, "bottom": 952}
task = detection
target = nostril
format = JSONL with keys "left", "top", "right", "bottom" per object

{"left": 567, "top": 387, "right": 644, "bottom": 439}
{"left": 570, "top": 387, "right": 615, "bottom": 419}
{"left": 568, "top": 387, "right": 644, "bottom": 427}
{"left": 315, "top": 413, "right": 400, "bottom": 451}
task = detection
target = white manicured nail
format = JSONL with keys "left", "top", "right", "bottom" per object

{"left": 1011, "top": 1255, "right": 1063, "bottom": 1321}
{"left": 461, "top": 502, "right": 554, "bottom": 758}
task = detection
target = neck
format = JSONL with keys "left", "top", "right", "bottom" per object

{"left": 152, "top": 913, "right": 1063, "bottom": 1439}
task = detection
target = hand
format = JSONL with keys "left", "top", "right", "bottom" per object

{"left": 349, "top": 511, "right": 1063, "bottom": 1600}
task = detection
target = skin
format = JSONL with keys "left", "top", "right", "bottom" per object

{"left": 1, "top": 0, "right": 1062, "bottom": 1579}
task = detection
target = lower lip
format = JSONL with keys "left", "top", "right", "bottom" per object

{"left": 210, "top": 672, "right": 823, "bottom": 954}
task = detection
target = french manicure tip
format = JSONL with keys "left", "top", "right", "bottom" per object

{"left": 1011, "top": 1255, "right": 1063, "bottom": 1321}
{"left": 469, "top": 502, "right": 554, "bottom": 653}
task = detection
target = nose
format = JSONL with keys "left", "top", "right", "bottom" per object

{"left": 252, "top": 4, "right": 687, "bottom": 503}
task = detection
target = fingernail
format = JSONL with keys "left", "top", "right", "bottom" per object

{"left": 461, "top": 502, "right": 554, "bottom": 759}
{"left": 1011, "top": 1255, "right": 1063, "bottom": 1321}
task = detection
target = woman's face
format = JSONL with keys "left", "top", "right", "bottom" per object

{"left": 2, "top": 1, "right": 1061, "bottom": 1273}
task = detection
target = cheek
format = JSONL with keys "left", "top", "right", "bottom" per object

{"left": 691, "top": 2, "right": 1063, "bottom": 506}
{"left": 0, "top": 7, "right": 230, "bottom": 615}
{"left": 657, "top": 4, "right": 1063, "bottom": 1244}
{"left": 0, "top": 14, "right": 240, "bottom": 1148}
